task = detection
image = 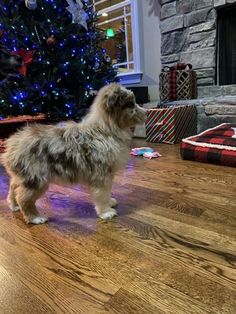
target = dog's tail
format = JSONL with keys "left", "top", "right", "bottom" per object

{"left": 0, "top": 141, "right": 6, "bottom": 166}
{"left": 0, "top": 155, "right": 4, "bottom": 166}
{"left": 0, "top": 151, "right": 5, "bottom": 165}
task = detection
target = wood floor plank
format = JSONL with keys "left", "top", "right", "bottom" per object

{"left": 0, "top": 140, "right": 236, "bottom": 313}
{"left": 0, "top": 219, "right": 118, "bottom": 314}
{"left": 0, "top": 215, "right": 211, "bottom": 314}
{"left": 1, "top": 208, "right": 233, "bottom": 313}
{"left": 0, "top": 264, "right": 53, "bottom": 314}
{"left": 105, "top": 288, "right": 166, "bottom": 314}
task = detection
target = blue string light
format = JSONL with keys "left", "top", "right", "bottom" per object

{"left": 0, "top": 0, "right": 117, "bottom": 119}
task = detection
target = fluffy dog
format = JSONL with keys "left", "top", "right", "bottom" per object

{"left": 1, "top": 83, "right": 146, "bottom": 224}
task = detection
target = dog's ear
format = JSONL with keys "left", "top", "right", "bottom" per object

{"left": 107, "top": 91, "right": 119, "bottom": 108}
{"left": 107, "top": 85, "right": 121, "bottom": 109}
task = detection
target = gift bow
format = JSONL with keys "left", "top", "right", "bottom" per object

{"left": 162, "top": 63, "right": 192, "bottom": 72}
{"left": 11, "top": 49, "right": 35, "bottom": 76}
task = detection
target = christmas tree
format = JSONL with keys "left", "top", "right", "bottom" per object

{"left": 0, "top": 0, "right": 117, "bottom": 120}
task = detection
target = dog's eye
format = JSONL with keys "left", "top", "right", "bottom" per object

{"left": 125, "top": 102, "right": 135, "bottom": 108}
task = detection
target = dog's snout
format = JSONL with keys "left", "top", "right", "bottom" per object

{"left": 141, "top": 108, "right": 147, "bottom": 121}
{"left": 135, "top": 105, "right": 147, "bottom": 124}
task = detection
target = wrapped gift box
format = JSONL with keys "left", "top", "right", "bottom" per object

{"left": 159, "top": 64, "right": 197, "bottom": 102}
{"left": 145, "top": 105, "right": 197, "bottom": 144}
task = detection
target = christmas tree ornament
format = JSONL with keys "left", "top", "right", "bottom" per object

{"left": 0, "top": 45, "right": 22, "bottom": 80}
{"left": 66, "top": 0, "right": 88, "bottom": 30}
{"left": 94, "top": 61, "right": 100, "bottom": 70}
{"left": 0, "top": 29, "right": 5, "bottom": 39}
{"left": 12, "top": 49, "right": 35, "bottom": 76}
{"left": 25, "top": 0, "right": 37, "bottom": 10}
{"left": 46, "top": 35, "right": 57, "bottom": 47}
{"left": 106, "top": 28, "right": 115, "bottom": 38}
{"left": 103, "top": 54, "right": 111, "bottom": 64}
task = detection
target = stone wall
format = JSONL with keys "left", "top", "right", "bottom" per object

{"left": 160, "top": 0, "right": 236, "bottom": 98}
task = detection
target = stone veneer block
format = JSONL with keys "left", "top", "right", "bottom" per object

{"left": 214, "top": 0, "right": 225, "bottom": 5}
{"left": 189, "top": 38, "right": 215, "bottom": 50}
{"left": 189, "top": 20, "right": 216, "bottom": 34}
{"left": 161, "top": 2, "right": 176, "bottom": 19}
{"left": 184, "top": 8, "right": 215, "bottom": 28}
{"left": 214, "top": 0, "right": 236, "bottom": 7}
{"left": 161, "top": 53, "right": 180, "bottom": 64}
{"left": 176, "top": 0, "right": 194, "bottom": 13}
{"left": 189, "top": 30, "right": 216, "bottom": 43}
{"left": 177, "top": 0, "right": 213, "bottom": 13}
{"left": 205, "top": 105, "right": 236, "bottom": 115}
{"left": 160, "top": 15, "right": 184, "bottom": 33}
{"left": 223, "top": 85, "right": 236, "bottom": 95}
{"left": 198, "top": 86, "right": 223, "bottom": 98}
{"left": 180, "top": 47, "right": 215, "bottom": 68}
{"left": 195, "top": 68, "right": 215, "bottom": 78}
{"left": 161, "top": 30, "right": 186, "bottom": 55}
{"left": 195, "top": 0, "right": 214, "bottom": 9}
{"left": 189, "top": 30, "right": 216, "bottom": 49}
{"left": 197, "top": 77, "right": 215, "bottom": 85}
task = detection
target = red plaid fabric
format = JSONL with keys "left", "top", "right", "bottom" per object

{"left": 180, "top": 123, "right": 236, "bottom": 167}
{"left": 169, "top": 69, "right": 177, "bottom": 100}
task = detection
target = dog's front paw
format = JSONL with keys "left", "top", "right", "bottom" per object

{"left": 9, "top": 203, "right": 20, "bottom": 212}
{"left": 110, "top": 197, "right": 118, "bottom": 208}
{"left": 99, "top": 208, "right": 117, "bottom": 220}
{"left": 7, "top": 199, "right": 20, "bottom": 212}
{"left": 28, "top": 215, "right": 48, "bottom": 225}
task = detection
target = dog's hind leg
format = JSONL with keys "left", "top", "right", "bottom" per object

{"left": 7, "top": 177, "right": 20, "bottom": 212}
{"left": 91, "top": 180, "right": 117, "bottom": 220}
{"left": 110, "top": 197, "right": 118, "bottom": 208}
{"left": 15, "top": 184, "right": 48, "bottom": 224}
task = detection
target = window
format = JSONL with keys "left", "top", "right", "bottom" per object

{"left": 94, "top": 0, "right": 141, "bottom": 83}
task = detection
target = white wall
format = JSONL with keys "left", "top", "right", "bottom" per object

{"left": 141, "top": 0, "right": 161, "bottom": 101}
{"left": 126, "top": 0, "right": 161, "bottom": 102}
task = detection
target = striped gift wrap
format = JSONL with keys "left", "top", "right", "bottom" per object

{"left": 145, "top": 105, "right": 197, "bottom": 144}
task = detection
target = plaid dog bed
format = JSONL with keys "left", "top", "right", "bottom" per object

{"left": 180, "top": 123, "right": 236, "bottom": 167}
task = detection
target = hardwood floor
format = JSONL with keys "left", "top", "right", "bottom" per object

{"left": 0, "top": 140, "right": 236, "bottom": 314}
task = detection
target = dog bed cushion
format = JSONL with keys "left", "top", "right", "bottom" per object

{"left": 180, "top": 123, "right": 236, "bottom": 167}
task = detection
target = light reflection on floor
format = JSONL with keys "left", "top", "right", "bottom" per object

{"left": 0, "top": 163, "right": 142, "bottom": 235}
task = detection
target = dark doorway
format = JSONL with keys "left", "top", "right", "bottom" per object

{"left": 217, "top": 6, "right": 236, "bottom": 85}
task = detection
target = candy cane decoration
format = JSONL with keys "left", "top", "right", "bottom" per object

{"left": 25, "top": 0, "right": 37, "bottom": 10}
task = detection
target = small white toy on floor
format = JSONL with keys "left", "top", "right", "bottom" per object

{"left": 1, "top": 83, "right": 146, "bottom": 224}
{"left": 232, "top": 128, "right": 236, "bottom": 138}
